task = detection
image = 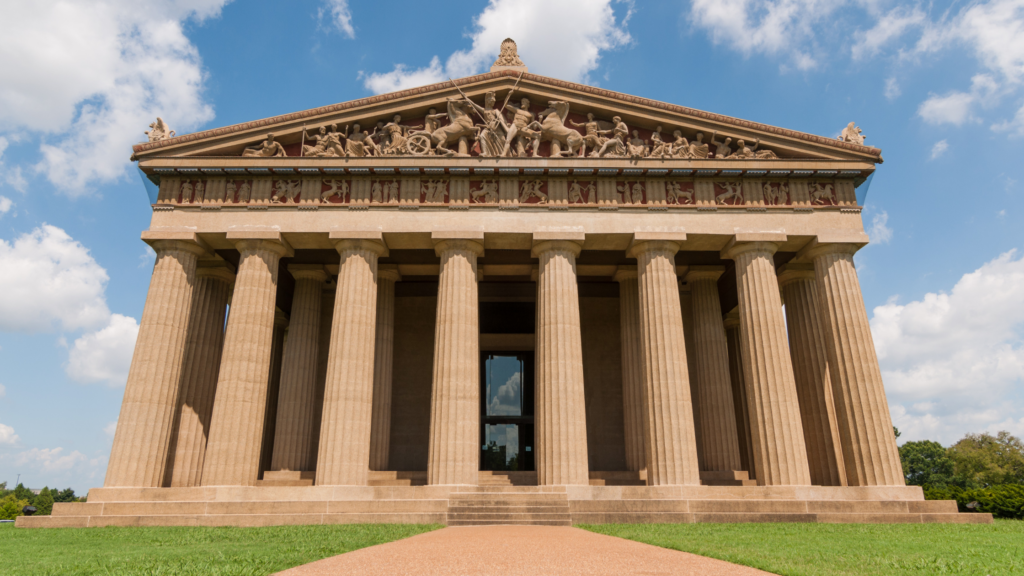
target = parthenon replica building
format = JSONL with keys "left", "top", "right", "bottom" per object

{"left": 22, "top": 40, "right": 988, "bottom": 527}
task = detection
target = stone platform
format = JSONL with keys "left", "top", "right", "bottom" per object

{"left": 16, "top": 481, "right": 991, "bottom": 528}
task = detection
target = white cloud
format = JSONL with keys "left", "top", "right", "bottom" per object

{"left": 0, "top": 196, "right": 11, "bottom": 216}
{"left": 884, "top": 77, "right": 901, "bottom": 101}
{"left": 852, "top": 6, "right": 926, "bottom": 60}
{"left": 66, "top": 314, "right": 139, "bottom": 387}
{"left": 0, "top": 423, "right": 17, "bottom": 445}
{"left": 361, "top": 0, "right": 631, "bottom": 93}
{"left": 320, "top": 0, "right": 355, "bottom": 38}
{"left": 0, "top": 0, "right": 227, "bottom": 194}
{"left": 15, "top": 447, "right": 87, "bottom": 473}
{"left": 0, "top": 225, "right": 111, "bottom": 332}
{"left": 918, "top": 91, "right": 976, "bottom": 126}
{"left": 139, "top": 245, "right": 156, "bottom": 269}
{"left": 930, "top": 139, "right": 949, "bottom": 159}
{"left": 992, "top": 102, "right": 1024, "bottom": 135}
{"left": 872, "top": 249, "right": 1024, "bottom": 444}
{"left": 868, "top": 210, "right": 892, "bottom": 244}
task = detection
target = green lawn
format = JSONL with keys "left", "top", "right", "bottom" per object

{"left": 583, "top": 520, "right": 1024, "bottom": 576}
{"left": 0, "top": 522, "right": 441, "bottom": 576}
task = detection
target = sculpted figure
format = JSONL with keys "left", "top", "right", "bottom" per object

{"left": 763, "top": 182, "right": 789, "bottom": 205}
{"left": 616, "top": 182, "right": 643, "bottom": 205}
{"left": 650, "top": 127, "right": 672, "bottom": 158}
{"left": 627, "top": 130, "right": 648, "bottom": 159}
{"left": 463, "top": 92, "right": 508, "bottom": 157}
{"left": 238, "top": 181, "right": 251, "bottom": 203}
{"left": 716, "top": 182, "right": 743, "bottom": 205}
{"left": 271, "top": 180, "right": 300, "bottom": 203}
{"left": 502, "top": 97, "right": 540, "bottom": 157}
{"left": 145, "top": 117, "right": 175, "bottom": 142}
{"left": 594, "top": 116, "right": 628, "bottom": 158}
{"left": 243, "top": 133, "right": 287, "bottom": 157}
{"left": 666, "top": 182, "right": 693, "bottom": 204}
{"left": 839, "top": 122, "right": 866, "bottom": 145}
{"left": 670, "top": 130, "right": 691, "bottom": 158}
{"left": 344, "top": 124, "right": 380, "bottom": 157}
{"left": 493, "top": 38, "right": 526, "bottom": 67}
{"left": 321, "top": 179, "right": 349, "bottom": 203}
{"left": 537, "top": 100, "right": 584, "bottom": 157}
{"left": 423, "top": 108, "right": 448, "bottom": 134}
{"left": 302, "top": 126, "right": 329, "bottom": 156}
{"left": 422, "top": 180, "right": 448, "bottom": 203}
{"left": 729, "top": 138, "right": 778, "bottom": 160}
{"left": 225, "top": 181, "right": 237, "bottom": 203}
{"left": 710, "top": 132, "right": 732, "bottom": 159}
{"left": 570, "top": 113, "right": 612, "bottom": 157}
{"left": 809, "top": 182, "right": 835, "bottom": 205}
{"left": 193, "top": 181, "right": 205, "bottom": 203}
{"left": 382, "top": 115, "right": 414, "bottom": 155}
{"left": 471, "top": 180, "right": 499, "bottom": 203}
{"left": 419, "top": 98, "right": 477, "bottom": 156}
{"left": 180, "top": 180, "right": 193, "bottom": 202}
{"left": 568, "top": 180, "right": 587, "bottom": 204}
{"left": 371, "top": 181, "right": 384, "bottom": 203}
{"left": 519, "top": 181, "right": 547, "bottom": 203}
{"left": 688, "top": 132, "right": 710, "bottom": 159}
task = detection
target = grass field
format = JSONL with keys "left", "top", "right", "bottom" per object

{"left": 583, "top": 520, "right": 1024, "bottom": 576}
{"left": 0, "top": 522, "right": 441, "bottom": 576}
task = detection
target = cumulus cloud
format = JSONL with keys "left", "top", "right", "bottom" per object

{"left": 15, "top": 447, "right": 87, "bottom": 473}
{"left": 0, "top": 422, "right": 18, "bottom": 445}
{"left": 0, "top": 225, "right": 111, "bottom": 332}
{"left": 0, "top": 0, "right": 227, "bottom": 194}
{"left": 884, "top": 77, "right": 901, "bottom": 101}
{"left": 871, "top": 249, "right": 1024, "bottom": 444}
{"left": 361, "top": 0, "right": 632, "bottom": 93}
{"left": 66, "top": 314, "right": 139, "bottom": 386}
{"left": 0, "top": 196, "right": 11, "bottom": 216}
{"left": 868, "top": 210, "right": 892, "bottom": 244}
{"left": 852, "top": 6, "right": 926, "bottom": 61}
{"left": 930, "top": 139, "right": 949, "bottom": 159}
{"left": 320, "top": 0, "right": 355, "bottom": 38}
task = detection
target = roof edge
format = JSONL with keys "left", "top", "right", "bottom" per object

{"left": 132, "top": 70, "right": 882, "bottom": 159}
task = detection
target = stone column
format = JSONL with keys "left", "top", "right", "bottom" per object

{"left": 627, "top": 235, "right": 701, "bottom": 486}
{"left": 309, "top": 284, "right": 335, "bottom": 469}
{"left": 684, "top": 267, "right": 743, "bottom": 473}
{"left": 167, "top": 263, "right": 234, "bottom": 488}
{"left": 721, "top": 237, "right": 811, "bottom": 486}
{"left": 202, "top": 236, "right": 292, "bottom": 486}
{"left": 804, "top": 242, "right": 904, "bottom": 486}
{"left": 778, "top": 264, "right": 848, "bottom": 486}
{"left": 614, "top": 267, "right": 645, "bottom": 473}
{"left": 369, "top": 265, "right": 401, "bottom": 471}
{"left": 533, "top": 233, "right": 590, "bottom": 486}
{"left": 316, "top": 234, "right": 387, "bottom": 486}
{"left": 270, "top": 265, "right": 328, "bottom": 472}
{"left": 105, "top": 236, "right": 208, "bottom": 488}
{"left": 723, "top": 311, "right": 756, "bottom": 479}
{"left": 427, "top": 234, "right": 483, "bottom": 486}
{"left": 258, "top": 310, "right": 288, "bottom": 476}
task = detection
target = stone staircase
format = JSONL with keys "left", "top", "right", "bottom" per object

{"left": 447, "top": 486, "right": 571, "bottom": 526}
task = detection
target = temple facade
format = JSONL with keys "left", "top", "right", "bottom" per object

{"left": 20, "top": 41, "right": 990, "bottom": 527}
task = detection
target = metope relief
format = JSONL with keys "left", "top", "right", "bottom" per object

{"left": 762, "top": 182, "right": 790, "bottom": 206}
{"left": 370, "top": 180, "right": 400, "bottom": 204}
{"left": 470, "top": 181, "right": 499, "bottom": 204}
{"left": 321, "top": 179, "right": 351, "bottom": 204}
{"left": 616, "top": 181, "right": 646, "bottom": 206}
{"left": 421, "top": 180, "right": 449, "bottom": 204}
{"left": 666, "top": 182, "right": 695, "bottom": 205}
{"left": 271, "top": 180, "right": 301, "bottom": 204}
{"left": 715, "top": 182, "right": 745, "bottom": 206}
{"left": 519, "top": 180, "right": 548, "bottom": 204}
{"left": 808, "top": 182, "right": 837, "bottom": 206}
{"left": 568, "top": 180, "right": 596, "bottom": 204}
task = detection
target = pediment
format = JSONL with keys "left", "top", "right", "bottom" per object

{"left": 132, "top": 71, "right": 881, "bottom": 165}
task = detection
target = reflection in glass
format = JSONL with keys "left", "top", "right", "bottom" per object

{"left": 483, "top": 424, "right": 520, "bottom": 471}
{"left": 485, "top": 355, "right": 524, "bottom": 417}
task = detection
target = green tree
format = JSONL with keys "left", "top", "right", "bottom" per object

{"left": 0, "top": 493, "right": 30, "bottom": 520}
{"left": 52, "top": 487, "right": 79, "bottom": 503}
{"left": 899, "top": 440, "right": 954, "bottom": 486}
{"left": 894, "top": 426, "right": 901, "bottom": 440}
{"left": 12, "top": 483, "right": 35, "bottom": 505}
{"left": 33, "top": 487, "right": 54, "bottom": 516}
{"left": 948, "top": 431, "right": 1024, "bottom": 487}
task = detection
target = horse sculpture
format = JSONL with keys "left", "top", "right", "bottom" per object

{"left": 538, "top": 101, "right": 585, "bottom": 157}
{"left": 408, "top": 98, "right": 477, "bottom": 156}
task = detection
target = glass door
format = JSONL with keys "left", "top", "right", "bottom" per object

{"left": 480, "top": 352, "right": 534, "bottom": 471}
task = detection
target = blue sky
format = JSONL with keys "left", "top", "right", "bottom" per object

{"left": 2, "top": 0, "right": 1024, "bottom": 491}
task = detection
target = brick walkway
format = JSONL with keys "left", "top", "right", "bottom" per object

{"left": 276, "top": 525, "right": 775, "bottom": 575}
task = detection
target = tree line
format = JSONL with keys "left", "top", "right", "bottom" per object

{"left": 0, "top": 483, "right": 84, "bottom": 521}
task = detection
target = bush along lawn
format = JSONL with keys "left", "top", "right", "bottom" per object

{"left": 583, "top": 520, "right": 1024, "bottom": 576}
{"left": 0, "top": 523, "right": 441, "bottom": 576}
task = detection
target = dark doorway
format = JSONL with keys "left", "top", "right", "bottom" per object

{"left": 480, "top": 352, "right": 535, "bottom": 471}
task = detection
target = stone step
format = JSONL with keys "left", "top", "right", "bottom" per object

{"left": 448, "top": 512, "right": 572, "bottom": 522}
{"left": 448, "top": 505, "right": 569, "bottom": 514}
{"left": 17, "top": 512, "right": 448, "bottom": 528}
{"left": 447, "top": 519, "right": 572, "bottom": 526}
{"left": 449, "top": 499, "right": 571, "bottom": 508}
{"left": 588, "top": 479, "right": 646, "bottom": 486}
{"left": 53, "top": 499, "right": 448, "bottom": 516}
{"left": 568, "top": 499, "right": 964, "bottom": 515}
{"left": 453, "top": 486, "right": 567, "bottom": 493}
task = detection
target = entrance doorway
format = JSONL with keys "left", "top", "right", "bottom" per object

{"left": 480, "top": 352, "right": 535, "bottom": 471}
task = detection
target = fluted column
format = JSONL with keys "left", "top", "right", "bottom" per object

{"left": 202, "top": 237, "right": 292, "bottom": 486}
{"left": 684, "top": 267, "right": 743, "bottom": 472}
{"left": 105, "top": 238, "right": 207, "bottom": 487}
{"left": 722, "top": 239, "right": 811, "bottom": 486}
{"left": 316, "top": 237, "right": 387, "bottom": 486}
{"left": 167, "top": 263, "right": 234, "bottom": 487}
{"left": 370, "top": 265, "right": 401, "bottom": 471}
{"left": 614, "top": 267, "right": 645, "bottom": 473}
{"left": 533, "top": 237, "right": 590, "bottom": 486}
{"left": 724, "top": 311, "right": 756, "bottom": 479}
{"left": 270, "top": 265, "right": 327, "bottom": 472}
{"left": 627, "top": 237, "right": 700, "bottom": 486}
{"left": 805, "top": 243, "right": 904, "bottom": 486}
{"left": 258, "top": 310, "right": 288, "bottom": 476}
{"left": 427, "top": 236, "right": 483, "bottom": 485}
{"left": 778, "top": 264, "right": 848, "bottom": 486}
{"left": 309, "top": 284, "right": 335, "bottom": 469}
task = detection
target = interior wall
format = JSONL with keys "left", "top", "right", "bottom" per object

{"left": 388, "top": 295, "right": 436, "bottom": 471}
{"left": 580, "top": 296, "right": 627, "bottom": 471}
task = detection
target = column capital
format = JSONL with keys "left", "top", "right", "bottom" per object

{"left": 723, "top": 309, "right": 740, "bottom": 330}
{"left": 720, "top": 233, "right": 787, "bottom": 260}
{"left": 330, "top": 230, "right": 388, "bottom": 257}
{"left": 797, "top": 239, "right": 862, "bottom": 261}
{"left": 196, "top": 262, "right": 236, "bottom": 284}
{"left": 141, "top": 230, "right": 211, "bottom": 257}
{"left": 227, "top": 231, "right": 295, "bottom": 258}
{"left": 613, "top": 265, "right": 637, "bottom": 283}
{"left": 288, "top": 264, "right": 329, "bottom": 283}
{"left": 684, "top": 265, "right": 726, "bottom": 283}
{"left": 776, "top": 263, "right": 816, "bottom": 288}
{"left": 532, "top": 230, "right": 584, "bottom": 259}
{"left": 626, "top": 230, "right": 686, "bottom": 259}
{"left": 434, "top": 239, "right": 485, "bottom": 258}
{"left": 378, "top": 263, "right": 402, "bottom": 282}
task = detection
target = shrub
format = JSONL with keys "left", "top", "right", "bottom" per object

{"left": 923, "top": 483, "right": 1024, "bottom": 519}
{"left": 0, "top": 494, "right": 30, "bottom": 520}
